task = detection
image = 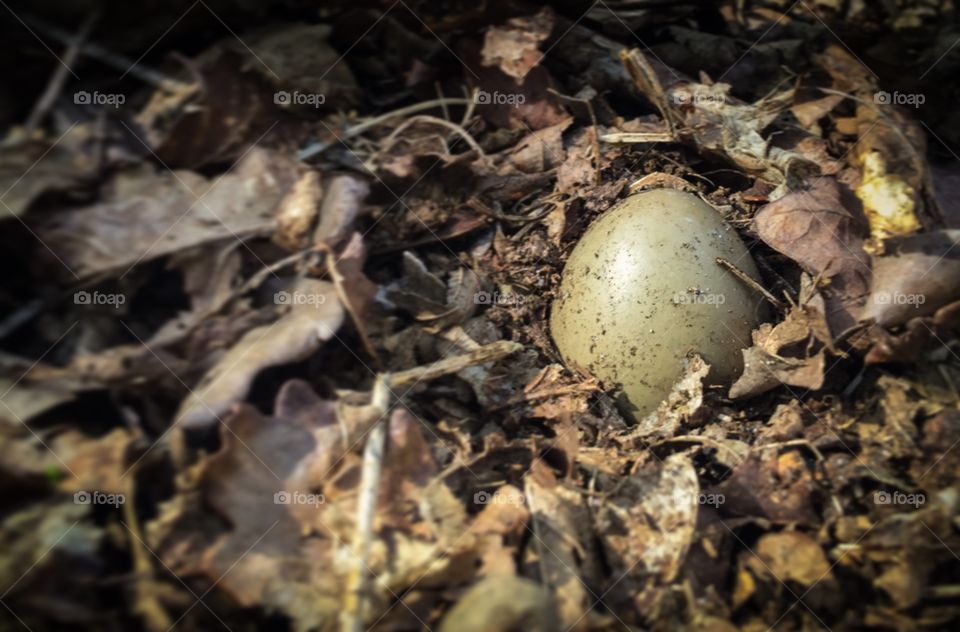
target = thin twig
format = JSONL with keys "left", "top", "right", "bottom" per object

{"left": 341, "top": 376, "right": 390, "bottom": 632}
{"left": 387, "top": 340, "right": 522, "bottom": 387}
{"left": 716, "top": 257, "right": 787, "bottom": 312}
{"left": 24, "top": 11, "right": 99, "bottom": 135}
{"left": 24, "top": 15, "right": 189, "bottom": 92}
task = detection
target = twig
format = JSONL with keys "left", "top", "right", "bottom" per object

{"left": 24, "top": 15, "right": 189, "bottom": 92}
{"left": 298, "top": 96, "right": 475, "bottom": 160}
{"left": 387, "top": 340, "right": 522, "bottom": 387}
{"left": 599, "top": 131, "right": 675, "bottom": 143}
{"left": 715, "top": 257, "right": 787, "bottom": 312}
{"left": 340, "top": 339, "right": 522, "bottom": 631}
{"left": 341, "top": 377, "right": 390, "bottom": 632}
{"left": 24, "top": 11, "right": 99, "bottom": 135}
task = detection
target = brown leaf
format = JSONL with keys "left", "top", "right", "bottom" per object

{"left": 481, "top": 8, "right": 556, "bottom": 81}
{"left": 861, "top": 230, "right": 960, "bottom": 327}
{"left": 524, "top": 461, "right": 596, "bottom": 630}
{"left": 34, "top": 148, "right": 304, "bottom": 279}
{"left": 754, "top": 176, "right": 871, "bottom": 331}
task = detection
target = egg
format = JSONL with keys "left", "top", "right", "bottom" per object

{"left": 550, "top": 188, "right": 763, "bottom": 420}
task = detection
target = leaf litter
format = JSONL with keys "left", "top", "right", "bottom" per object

{"left": 1, "top": 2, "right": 960, "bottom": 631}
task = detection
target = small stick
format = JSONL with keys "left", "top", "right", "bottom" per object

{"left": 341, "top": 390, "right": 388, "bottom": 632}
{"left": 24, "top": 15, "right": 189, "bottom": 92}
{"left": 716, "top": 257, "right": 787, "bottom": 312}
{"left": 341, "top": 340, "right": 522, "bottom": 631}
{"left": 24, "top": 11, "right": 99, "bottom": 135}
{"left": 599, "top": 131, "right": 675, "bottom": 143}
{"left": 388, "top": 340, "right": 522, "bottom": 387}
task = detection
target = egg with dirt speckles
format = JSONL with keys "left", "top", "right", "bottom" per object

{"left": 550, "top": 188, "right": 763, "bottom": 421}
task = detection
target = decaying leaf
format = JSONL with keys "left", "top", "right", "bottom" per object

{"left": 596, "top": 453, "right": 699, "bottom": 583}
{"left": 754, "top": 177, "right": 871, "bottom": 331}
{"left": 618, "top": 354, "right": 709, "bottom": 443}
{"left": 861, "top": 229, "right": 960, "bottom": 326}
{"left": 34, "top": 148, "right": 304, "bottom": 279}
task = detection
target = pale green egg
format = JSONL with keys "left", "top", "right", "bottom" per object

{"left": 551, "top": 188, "right": 763, "bottom": 420}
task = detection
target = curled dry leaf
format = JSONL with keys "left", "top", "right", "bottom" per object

{"left": 618, "top": 354, "right": 709, "bottom": 444}
{"left": 154, "top": 380, "right": 344, "bottom": 629}
{"left": 620, "top": 48, "right": 819, "bottom": 184}
{"left": 730, "top": 278, "right": 834, "bottom": 399}
{"left": 175, "top": 279, "right": 344, "bottom": 429}
{"left": 313, "top": 174, "right": 370, "bottom": 246}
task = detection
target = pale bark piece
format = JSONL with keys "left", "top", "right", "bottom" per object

{"left": 175, "top": 279, "right": 344, "bottom": 429}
